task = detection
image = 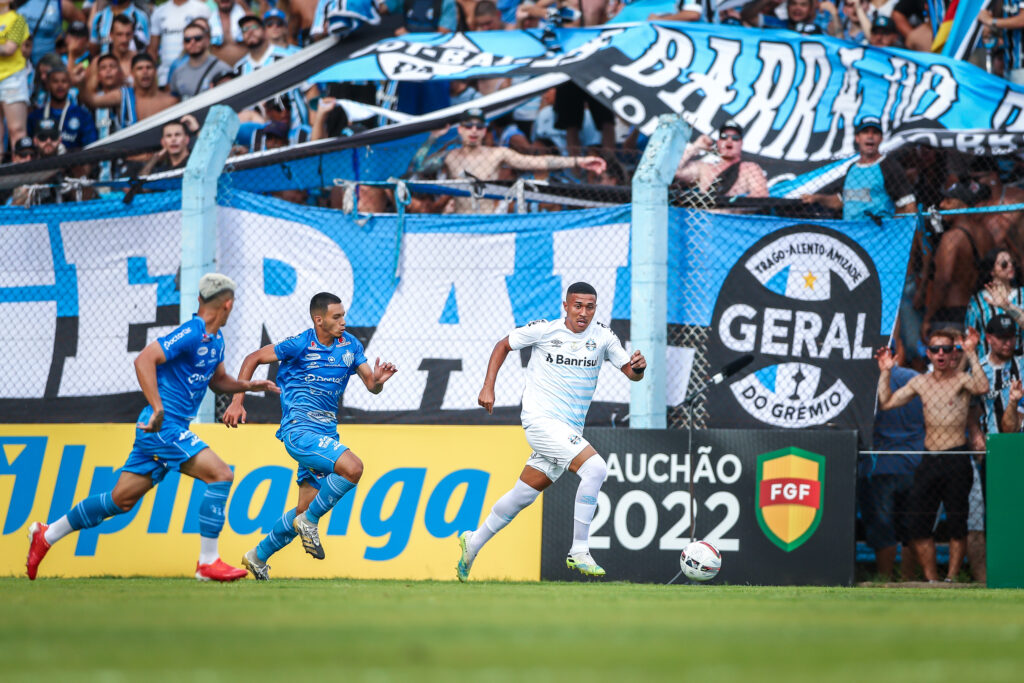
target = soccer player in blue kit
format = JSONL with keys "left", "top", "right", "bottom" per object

{"left": 26, "top": 274, "right": 280, "bottom": 581}
{"left": 223, "top": 292, "right": 397, "bottom": 580}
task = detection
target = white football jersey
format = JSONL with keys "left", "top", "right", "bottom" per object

{"left": 508, "top": 318, "right": 630, "bottom": 431}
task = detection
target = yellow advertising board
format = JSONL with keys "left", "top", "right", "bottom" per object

{"left": 0, "top": 425, "right": 539, "bottom": 581}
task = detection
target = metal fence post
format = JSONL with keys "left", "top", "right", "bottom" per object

{"left": 180, "top": 105, "right": 240, "bottom": 423}
{"left": 630, "top": 114, "right": 689, "bottom": 429}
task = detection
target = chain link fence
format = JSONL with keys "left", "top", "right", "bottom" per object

{"left": 2, "top": 121, "right": 1022, "bottom": 583}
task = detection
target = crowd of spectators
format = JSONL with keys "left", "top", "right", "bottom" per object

{"left": 0, "top": 0, "right": 1019, "bottom": 206}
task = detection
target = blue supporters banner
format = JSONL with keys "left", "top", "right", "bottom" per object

{"left": 0, "top": 192, "right": 916, "bottom": 435}
{"left": 681, "top": 211, "right": 918, "bottom": 442}
{"left": 314, "top": 21, "right": 1024, "bottom": 172}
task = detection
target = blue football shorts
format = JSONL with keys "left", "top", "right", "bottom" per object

{"left": 280, "top": 429, "right": 349, "bottom": 491}
{"left": 122, "top": 424, "right": 211, "bottom": 485}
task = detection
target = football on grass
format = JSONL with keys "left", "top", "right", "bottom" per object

{"left": 680, "top": 540, "right": 721, "bottom": 582}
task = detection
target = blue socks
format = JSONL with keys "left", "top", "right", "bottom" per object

{"left": 198, "top": 481, "right": 231, "bottom": 539}
{"left": 256, "top": 508, "right": 298, "bottom": 562}
{"left": 67, "top": 491, "right": 124, "bottom": 530}
{"left": 305, "top": 474, "right": 355, "bottom": 525}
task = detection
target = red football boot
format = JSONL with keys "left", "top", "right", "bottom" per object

{"left": 195, "top": 558, "right": 247, "bottom": 582}
{"left": 26, "top": 522, "right": 51, "bottom": 580}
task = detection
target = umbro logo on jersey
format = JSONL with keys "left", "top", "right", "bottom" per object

{"left": 568, "top": 434, "right": 581, "bottom": 445}
{"left": 328, "top": 356, "right": 337, "bottom": 363}
{"left": 586, "top": 339, "right": 596, "bottom": 351}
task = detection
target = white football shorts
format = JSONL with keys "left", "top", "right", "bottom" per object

{"left": 523, "top": 418, "right": 590, "bottom": 482}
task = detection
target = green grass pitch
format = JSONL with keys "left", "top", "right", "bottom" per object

{"left": 3, "top": 578, "right": 1023, "bottom": 682}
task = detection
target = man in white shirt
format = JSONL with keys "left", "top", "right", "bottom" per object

{"left": 457, "top": 282, "right": 647, "bottom": 581}
{"left": 149, "top": 0, "right": 221, "bottom": 87}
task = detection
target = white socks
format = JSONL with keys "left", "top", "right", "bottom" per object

{"left": 43, "top": 516, "right": 73, "bottom": 545}
{"left": 570, "top": 456, "right": 607, "bottom": 555}
{"left": 467, "top": 479, "right": 541, "bottom": 561}
{"left": 199, "top": 536, "right": 219, "bottom": 565}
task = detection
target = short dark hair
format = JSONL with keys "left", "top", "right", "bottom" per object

{"left": 309, "top": 292, "right": 342, "bottom": 318}
{"left": 566, "top": 282, "right": 597, "bottom": 298}
{"left": 112, "top": 13, "right": 136, "bottom": 29}
{"left": 475, "top": 0, "right": 499, "bottom": 17}
{"left": 96, "top": 53, "right": 119, "bottom": 69}
{"left": 185, "top": 20, "right": 209, "bottom": 35}
{"left": 131, "top": 53, "right": 156, "bottom": 69}
{"left": 162, "top": 120, "right": 188, "bottom": 136}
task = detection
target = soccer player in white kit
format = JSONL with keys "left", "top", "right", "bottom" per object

{"left": 457, "top": 282, "right": 647, "bottom": 580}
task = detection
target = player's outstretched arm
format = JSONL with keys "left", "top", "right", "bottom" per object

{"left": 479, "top": 337, "right": 513, "bottom": 414}
{"left": 875, "top": 347, "right": 917, "bottom": 410}
{"left": 620, "top": 350, "right": 647, "bottom": 382}
{"left": 134, "top": 341, "right": 168, "bottom": 432}
{"left": 222, "top": 344, "right": 280, "bottom": 427}
{"left": 357, "top": 358, "right": 398, "bottom": 395}
{"left": 209, "top": 362, "right": 280, "bottom": 396}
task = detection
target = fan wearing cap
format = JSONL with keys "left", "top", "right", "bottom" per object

{"left": 441, "top": 107, "right": 607, "bottom": 213}
{"left": 233, "top": 14, "right": 315, "bottom": 131}
{"left": 977, "top": 313, "right": 1023, "bottom": 434}
{"left": 675, "top": 120, "right": 769, "bottom": 199}
{"left": 802, "top": 117, "right": 916, "bottom": 221}
{"left": 263, "top": 8, "right": 296, "bottom": 50}
{"left": 149, "top": 0, "right": 223, "bottom": 87}
{"left": 868, "top": 13, "right": 900, "bottom": 47}
{"left": 28, "top": 64, "right": 97, "bottom": 150}
{"left": 25, "top": 273, "right": 281, "bottom": 583}
{"left": 920, "top": 181, "right": 994, "bottom": 340}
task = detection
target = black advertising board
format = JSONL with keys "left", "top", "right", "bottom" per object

{"left": 540, "top": 428, "right": 856, "bottom": 585}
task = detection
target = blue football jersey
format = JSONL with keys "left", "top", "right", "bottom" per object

{"left": 142, "top": 315, "right": 224, "bottom": 426}
{"left": 274, "top": 329, "right": 367, "bottom": 437}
